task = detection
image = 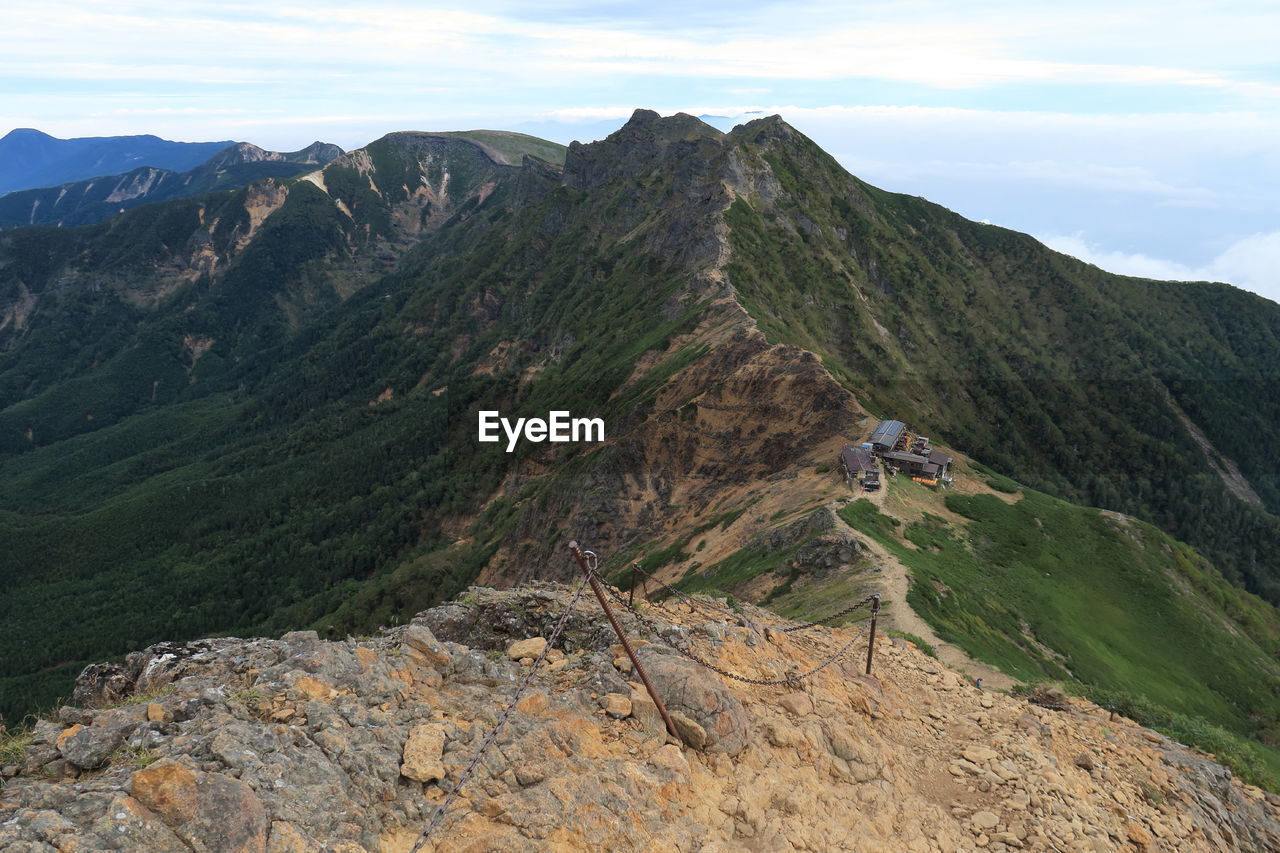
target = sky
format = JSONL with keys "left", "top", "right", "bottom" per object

{"left": 2, "top": 0, "right": 1278, "bottom": 303}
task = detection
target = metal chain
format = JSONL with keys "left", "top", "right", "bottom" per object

{"left": 603, "top": 581, "right": 868, "bottom": 687}
{"left": 409, "top": 574, "right": 591, "bottom": 853}
{"left": 408, "top": 559, "right": 872, "bottom": 849}
{"left": 626, "top": 561, "right": 873, "bottom": 632}
{"left": 625, "top": 563, "right": 743, "bottom": 618}
{"left": 778, "top": 595, "right": 877, "bottom": 633}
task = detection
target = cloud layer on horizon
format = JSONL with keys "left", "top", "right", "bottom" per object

{"left": 1, "top": 1, "right": 1276, "bottom": 303}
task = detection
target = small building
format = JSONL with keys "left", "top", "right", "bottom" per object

{"left": 883, "top": 449, "right": 953, "bottom": 486}
{"left": 839, "top": 445, "right": 881, "bottom": 491}
{"left": 868, "top": 419, "right": 907, "bottom": 452}
{"left": 926, "top": 451, "right": 952, "bottom": 479}
{"left": 881, "top": 450, "right": 929, "bottom": 473}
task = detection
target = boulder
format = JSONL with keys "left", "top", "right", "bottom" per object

{"left": 85, "top": 793, "right": 189, "bottom": 852}
{"left": 403, "top": 624, "right": 452, "bottom": 669}
{"left": 56, "top": 723, "right": 123, "bottom": 769}
{"left": 630, "top": 689, "right": 668, "bottom": 739}
{"left": 636, "top": 647, "right": 750, "bottom": 754}
{"left": 506, "top": 637, "right": 548, "bottom": 660}
{"left": 401, "top": 723, "right": 447, "bottom": 783}
{"left": 601, "top": 693, "right": 633, "bottom": 719}
{"left": 671, "top": 711, "right": 708, "bottom": 750}
{"left": 131, "top": 759, "right": 200, "bottom": 824}
{"left": 130, "top": 758, "right": 269, "bottom": 852}
{"left": 779, "top": 692, "right": 813, "bottom": 717}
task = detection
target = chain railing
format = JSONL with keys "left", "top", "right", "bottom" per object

{"left": 602, "top": 580, "right": 870, "bottom": 687}
{"left": 409, "top": 545, "right": 881, "bottom": 850}
{"left": 409, "top": 574, "right": 591, "bottom": 853}
{"left": 624, "top": 560, "right": 874, "bottom": 633}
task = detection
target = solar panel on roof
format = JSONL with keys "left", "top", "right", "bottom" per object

{"left": 869, "top": 419, "right": 905, "bottom": 447}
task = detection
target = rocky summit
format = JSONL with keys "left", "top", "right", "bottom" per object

{"left": 3, "top": 584, "right": 1277, "bottom": 852}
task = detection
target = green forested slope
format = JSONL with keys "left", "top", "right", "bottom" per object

{"left": 720, "top": 118, "right": 1280, "bottom": 599}
{"left": 0, "top": 117, "right": 714, "bottom": 720}
{"left": 1, "top": 111, "right": 1278, "bottom": 731}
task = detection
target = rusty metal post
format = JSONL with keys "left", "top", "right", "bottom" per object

{"left": 629, "top": 562, "right": 639, "bottom": 607}
{"left": 570, "top": 542, "right": 683, "bottom": 744}
{"left": 865, "top": 594, "right": 882, "bottom": 675}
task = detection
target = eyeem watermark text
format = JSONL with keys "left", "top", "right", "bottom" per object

{"left": 478, "top": 410, "right": 604, "bottom": 452}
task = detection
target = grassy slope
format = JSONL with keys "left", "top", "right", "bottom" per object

{"left": 838, "top": 475, "right": 1280, "bottom": 782}
{"left": 432, "top": 130, "right": 568, "bottom": 166}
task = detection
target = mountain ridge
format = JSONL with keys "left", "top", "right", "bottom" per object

{"left": 0, "top": 129, "right": 236, "bottom": 196}
{"left": 0, "top": 140, "right": 345, "bottom": 229}
{"left": 0, "top": 110, "right": 1278, "bottom": 777}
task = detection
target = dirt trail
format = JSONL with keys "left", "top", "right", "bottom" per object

{"left": 826, "top": 497, "right": 1016, "bottom": 690}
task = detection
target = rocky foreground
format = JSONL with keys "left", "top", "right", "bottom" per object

{"left": 3, "top": 585, "right": 1280, "bottom": 852}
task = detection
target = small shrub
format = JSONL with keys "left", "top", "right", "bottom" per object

{"left": 0, "top": 726, "right": 34, "bottom": 765}
{"left": 986, "top": 475, "right": 1019, "bottom": 494}
{"left": 114, "top": 685, "right": 174, "bottom": 708}
{"left": 885, "top": 629, "right": 937, "bottom": 658}
{"left": 110, "top": 744, "right": 159, "bottom": 769}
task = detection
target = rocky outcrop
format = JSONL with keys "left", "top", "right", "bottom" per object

{"left": 4, "top": 584, "right": 1279, "bottom": 851}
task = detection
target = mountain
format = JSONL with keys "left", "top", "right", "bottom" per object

{"left": 1, "top": 110, "right": 1279, "bottom": 779}
{"left": 0, "top": 129, "right": 235, "bottom": 196}
{"left": 0, "top": 141, "right": 344, "bottom": 229}
{"left": 2, "top": 585, "right": 1278, "bottom": 851}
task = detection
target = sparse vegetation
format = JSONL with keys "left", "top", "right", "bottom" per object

{"left": 0, "top": 725, "right": 33, "bottom": 765}
{"left": 108, "top": 744, "right": 160, "bottom": 769}
{"left": 885, "top": 629, "right": 937, "bottom": 658}
{"left": 113, "top": 685, "right": 174, "bottom": 708}
{"left": 986, "top": 474, "right": 1019, "bottom": 494}
{"left": 840, "top": 486, "right": 1280, "bottom": 778}
{"left": 1084, "top": 686, "right": 1280, "bottom": 791}
{"left": 677, "top": 539, "right": 809, "bottom": 595}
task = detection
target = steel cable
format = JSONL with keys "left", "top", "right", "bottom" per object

{"left": 602, "top": 581, "right": 869, "bottom": 687}
{"left": 409, "top": 574, "right": 591, "bottom": 852}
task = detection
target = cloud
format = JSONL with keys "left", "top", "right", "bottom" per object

{"left": 1210, "top": 232, "right": 1280, "bottom": 299}
{"left": 2, "top": 0, "right": 1278, "bottom": 299}
{"left": 3, "top": 1, "right": 1280, "bottom": 97}
{"left": 1038, "top": 231, "right": 1280, "bottom": 305}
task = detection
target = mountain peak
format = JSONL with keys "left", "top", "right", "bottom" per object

{"left": 612, "top": 108, "right": 725, "bottom": 143}
{"left": 292, "top": 141, "right": 345, "bottom": 164}
{"left": 1, "top": 127, "right": 55, "bottom": 142}
{"left": 0, "top": 131, "right": 235, "bottom": 195}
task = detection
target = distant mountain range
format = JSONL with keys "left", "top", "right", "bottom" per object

{"left": 0, "top": 140, "right": 344, "bottom": 228}
{"left": 2, "top": 112, "right": 1279, "bottom": 778}
{"left": 0, "top": 129, "right": 242, "bottom": 196}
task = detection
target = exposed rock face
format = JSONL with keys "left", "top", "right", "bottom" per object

{"left": 635, "top": 646, "right": 751, "bottom": 755}
{"left": 3, "top": 584, "right": 1280, "bottom": 852}
{"left": 400, "top": 724, "right": 447, "bottom": 783}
